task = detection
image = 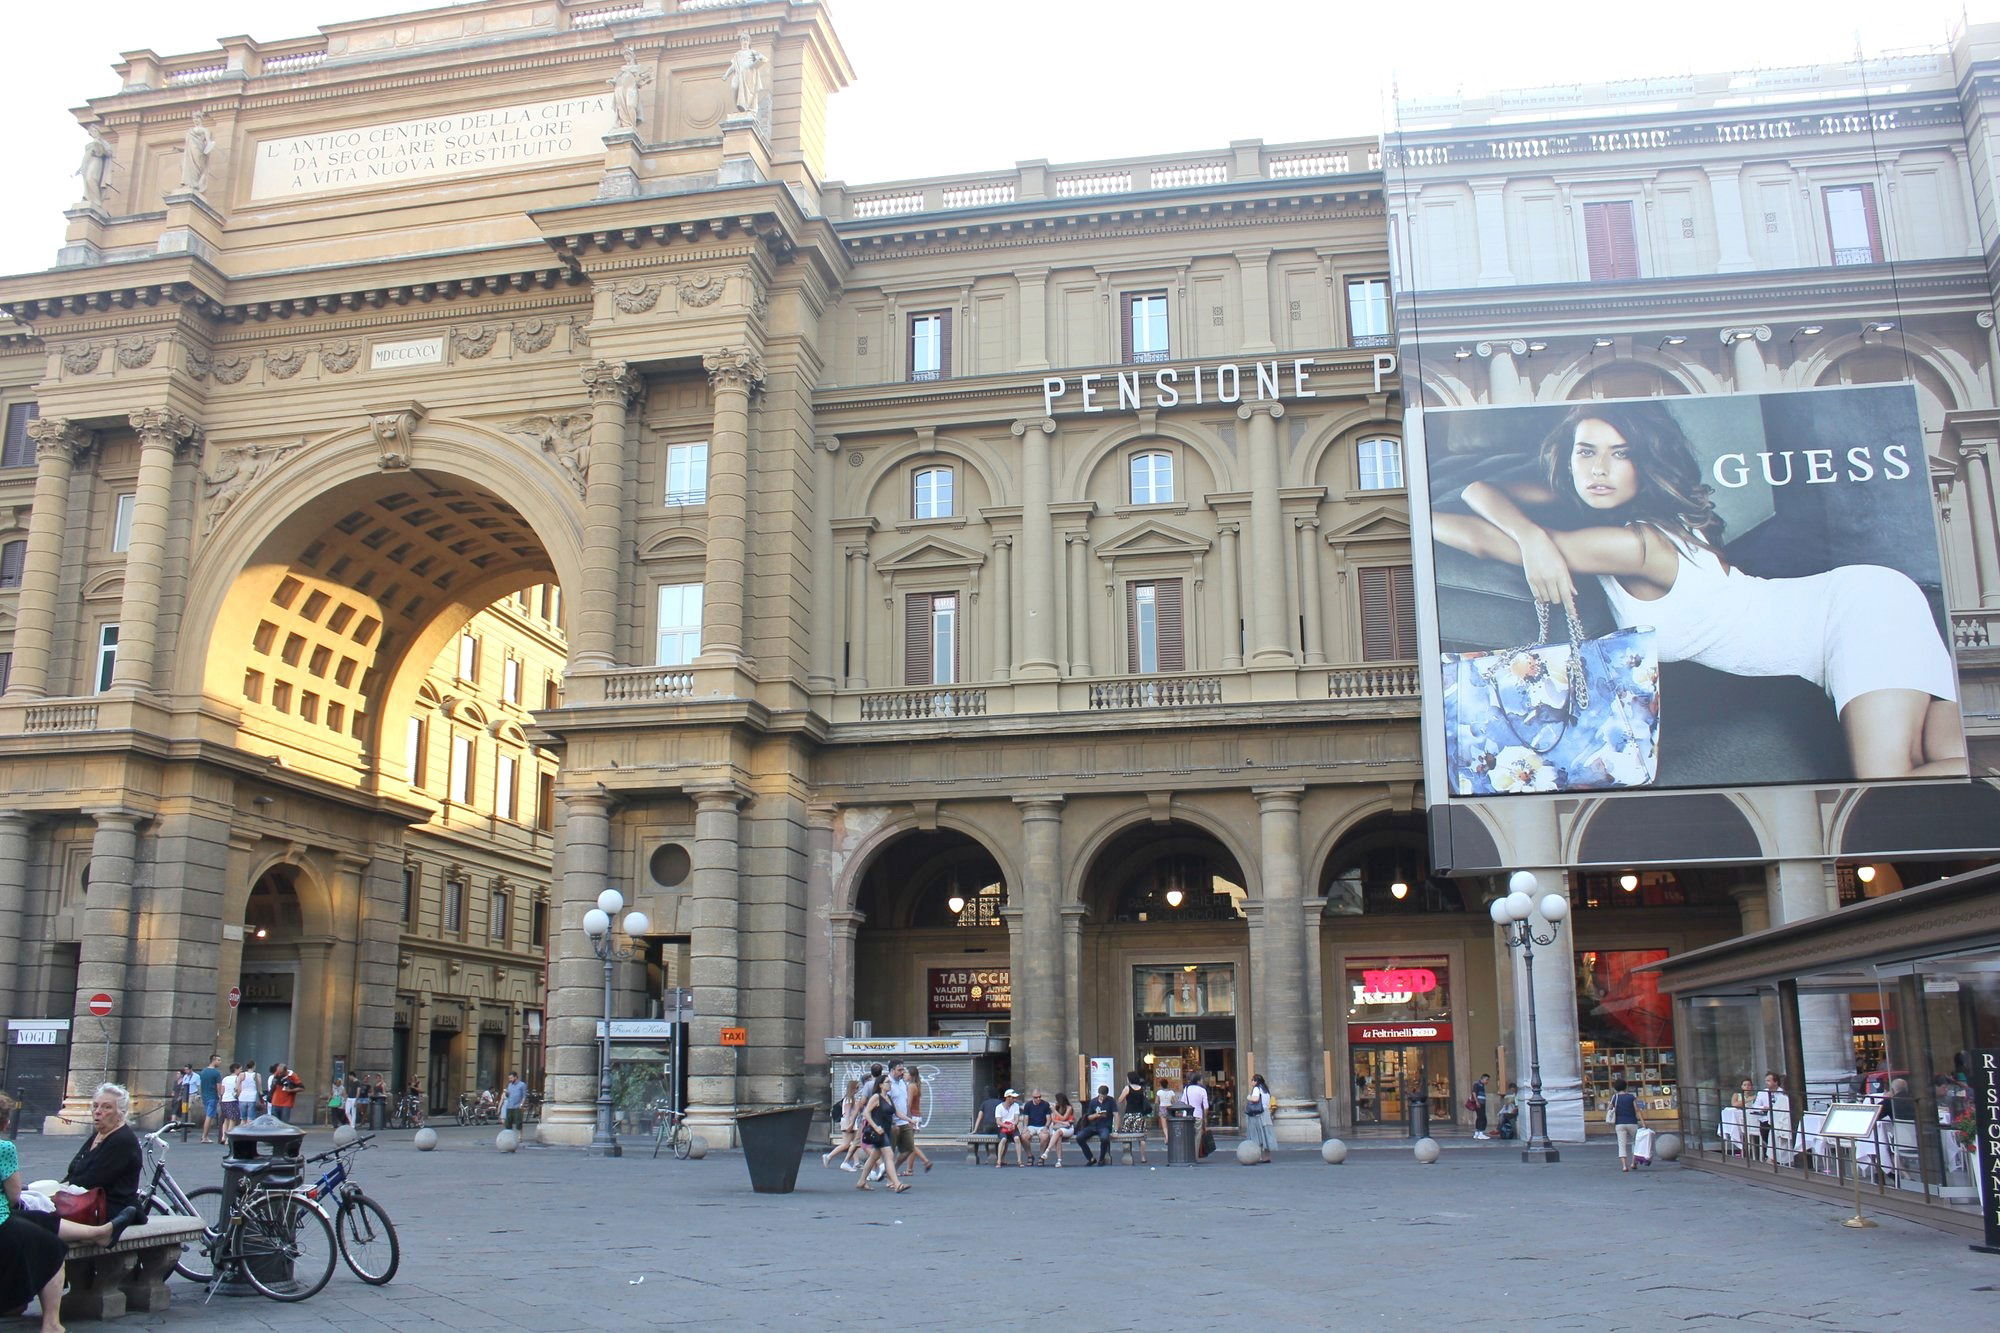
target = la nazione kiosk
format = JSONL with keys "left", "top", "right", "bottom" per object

{"left": 824, "top": 1035, "right": 1008, "bottom": 1141}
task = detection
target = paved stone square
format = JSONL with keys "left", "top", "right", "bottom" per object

{"left": 21, "top": 1127, "right": 1999, "bottom": 1330}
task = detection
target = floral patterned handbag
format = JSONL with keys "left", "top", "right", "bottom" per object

{"left": 1441, "top": 603, "right": 1661, "bottom": 794}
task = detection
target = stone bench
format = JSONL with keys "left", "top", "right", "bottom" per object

{"left": 1111, "top": 1131, "right": 1150, "bottom": 1164}
{"left": 61, "top": 1215, "right": 206, "bottom": 1320}
{"left": 964, "top": 1133, "right": 1000, "bottom": 1164}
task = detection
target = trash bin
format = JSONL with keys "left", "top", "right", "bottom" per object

{"left": 370, "top": 1098, "right": 385, "bottom": 1131}
{"left": 1165, "top": 1106, "right": 1199, "bottom": 1165}
{"left": 221, "top": 1116, "right": 305, "bottom": 1293}
{"left": 1407, "top": 1093, "right": 1430, "bottom": 1141}
{"left": 735, "top": 1105, "right": 816, "bottom": 1194}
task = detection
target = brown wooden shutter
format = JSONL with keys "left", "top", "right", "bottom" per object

{"left": 1859, "top": 183, "right": 1883, "bottom": 262}
{"left": 904, "top": 592, "right": 934, "bottom": 685}
{"left": 1583, "top": 204, "right": 1611, "bottom": 280}
{"left": 1360, "top": 567, "right": 1393, "bottom": 661}
{"left": 0, "top": 540, "right": 22, "bottom": 589}
{"left": 938, "top": 310, "right": 954, "bottom": 380}
{"left": 1120, "top": 292, "right": 1136, "bottom": 363}
{"left": 1156, "top": 578, "right": 1185, "bottom": 672}
{"left": 1607, "top": 203, "right": 1638, "bottom": 279}
{"left": 1, "top": 402, "right": 38, "bottom": 470}
{"left": 1583, "top": 203, "right": 1638, "bottom": 281}
{"left": 1125, "top": 582, "right": 1141, "bottom": 672}
{"left": 1390, "top": 566, "right": 1418, "bottom": 660}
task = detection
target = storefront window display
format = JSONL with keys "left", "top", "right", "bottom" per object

{"left": 1577, "top": 949, "right": 1677, "bottom": 1123}
{"left": 1135, "top": 963, "right": 1238, "bottom": 1123}
{"left": 1344, "top": 957, "right": 1455, "bottom": 1126}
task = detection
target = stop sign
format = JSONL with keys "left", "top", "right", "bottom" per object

{"left": 227, "top": 986, "right": 241, "bottom": 1009}
{"left": 87, "top": 993, "right": 113, "bottom": 1018}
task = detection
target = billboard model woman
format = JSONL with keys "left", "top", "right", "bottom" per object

{"left": 1432, "top": 403, "right": 1964, "bottom": 781}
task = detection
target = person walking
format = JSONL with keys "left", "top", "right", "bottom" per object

{"left": 328, "top": 1078, "right": 348, "bottom": 1128}
{"left": 1471, "top": 1073, "right": 1491, "bottom": 1140}
{"left": 1610, "top": 1076, "right": 1647, "bottom": 1172}
{"left": 853, "top": 1077, "right": 907, "bottom": 1193}
{"left": 350, "top": 1074, "right": 372, "bottom": 1131}
{"left": 238, "top": 1063, "right": 262, "bottom": 1122}
{"left": 268, "top": 1063, "right": 302, "bottom": 1124}
{"left": 824, "top": 1078, "right": 863, "bottom": 1171}
{"left": 502, "top": 1072, "right": 528, "bottom": 1131}
{"left": 1243, "top": 1074, "right": 1276, "bottom": 1163}
{"left": 176, "top": 1065, "right": 198, "bottom": 1125}
{"left": 1154, "top": 1079, "right": 1179, "bottom": 1144}
{"left": 1182, "top": 1072, "right": 1212, "bottom": 1159}
{"left": 219, "top": 1064, "right": 241, "bottom": 1136}
{"left": 902, "top": 1067, "right": 934, "bottom": 1173}
{"left": 1078, "top": 1085, "right": 1119, "bottom": 1165}
{"left": 197, "top": 1056, "right": 224, "bottom": 1143}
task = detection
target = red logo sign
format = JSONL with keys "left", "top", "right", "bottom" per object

{"left": 227, "top": 986, "right": 242, "bottom": 1009}
{"left": 87, "top": 993, "right": 113, "bottom": 1018}
{"left": 1361, "top": 968, "right": 1438, "bottom": 995}
{"left": 1348, "top": 1021, "right": 1453, "bottom": 1044}
{"left": 719, "top": 1027, "right": 747, "bottom": 1047}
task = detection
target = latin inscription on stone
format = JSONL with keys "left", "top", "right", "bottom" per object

{"left": 371, "top": 337, "right": 445, "bottom": 371}
{"left": 251, "top": 96, "right": 618, "bottom": 201}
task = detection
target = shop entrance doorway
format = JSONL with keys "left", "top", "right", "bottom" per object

{"left": 1350, "top": 1045, "right": 1455, "bottom": 1127}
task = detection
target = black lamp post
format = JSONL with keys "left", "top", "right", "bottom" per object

{"left": 1491, "top": 870, "right": 1569, "bottom": 1164}
{"left": 582, "top": 888, "right": 649, "bottom": 1158}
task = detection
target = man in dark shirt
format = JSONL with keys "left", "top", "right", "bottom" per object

{"left": 197, "top": 1056, "right": 224, "bottom": 1143}
{"left": 1077, "top": 1085, "right": 1119, "bottom": 1165}
{"left": 971, "top": 1085, "right": 1002, "bottom": 1136}
{"left": 1021, "top": 1090, "right": 1053, "bottom": 1164}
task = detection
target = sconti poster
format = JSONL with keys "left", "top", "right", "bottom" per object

{"left": 1422, "top": 384, "right": 1965, "bottom": 798}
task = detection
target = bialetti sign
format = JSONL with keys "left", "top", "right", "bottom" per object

{"left": 1973, "top": 1048, "right": 2000, "bottom": 1255}
{"left": 251, "top": 95, "right": 618, "bottom": 201}
{"left": 1137, "top": 1017, "right": 1236, "bottom": 1046}
{"left": 1039, "top": 353, "right": 1398, "bottom": 417}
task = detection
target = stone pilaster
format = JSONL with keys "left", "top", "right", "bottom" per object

{"left": 809, "top": 439, "right": 840, "bottom": 690}
{"left": 539, "top": 790, "right": 611, "bottom": 1144}
{"left": 1239, "top": 402, "right": 1292, "bottom": 667}
{"left": 1065, "top": 532, "right": 1092, "bottom": 676}
{"left": 1706, "top": 166, "right": 1755, "bottom": 272}
{"left": 111, "top": 409, "right": 201, "bottom": 691}
{"left": 1728, "top": 880, "right": 1772, "bottom": 935}
{"left": 843, "top": 543, "right": 870, "bottom": 688}
{"left": 56, "top": 809, "right": 144, "bottom": 1131}
{"left": 989, "top": 536, "right": 1013, "bottom": 680}
{"left": 685, "top": 784, "right": 748, "bottom": 1145}
{"left": 5, "top": 418, "right": 91, "bottom": 700}
{"left": 574, "top": 362, "right": 641, "bottom": 669}
{"left": 1216, "top": 522, "right": 1243, "bottom": 668}
{"left": 697, "top": 347, "right": 765, "bottom": 669}
{"left": 1472, "top": 180, "right": 1514, "bottom": 285}
{"left": 1252, "top": 787, "right": 1317, "bottom": 1139}
{"left": 1235, "top": 247, "right": 1276, "bottom": 352}
{"left": 0, "top": 811, "right": 31, "bottom": 1016}
{"left": 1478, "top": 340, "right": 1527, "bottom": 405}
{"left": 801, "top": 804, "right": 837, "bottom": 1106}
{"left": 1012, "top": 795, "right": 1066, "bottom": 1096}
{"left": 1294, "top": 517, "right": 1325, "bottom": 665}
{"left": 1012, "top": 417, "right": 1059, "bottom": 679}
{"left": 1015, "top": 267, "right": 1050, "bottom": 370}
{"left": 1723, "top": 326, "right": 1771, "bottom": 394}
{"left": 1956, "top": 437, "right": 2000, "bottom": 608}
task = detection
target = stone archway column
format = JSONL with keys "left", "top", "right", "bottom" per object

{"left": 697, "top": 348, "right": 765, "bottom": 669}
{"left": 0, "top": 811, "right": 31, "bottom": 1016}
{"left": 1011, "top": 418, "right": 1059, "bottom": 679}
{"left": 111, "top": 410, "right": 200, "bottom": 691}
{"left": 801, "top": 805, "right": 837, "bottom": 1106}
{"left": 1240, "top": 402, "right": 1293, "bottom": 667}
{"left": 5, "top": 419, "right": 90, "bottom": 700}
{"left": 54, "top": 809, "right": 144, "bottom": 1132}
{"left": 1012, "top": 795, "right": 1066, "bottom": 1096}
{"left": 1252, "top": 787, "right": 1317, "bottom": 1140}
{"left": 1728, "top": 880, "right": 1771, "bottom": 935}
{"left": 685, "top": 785, "right": 748, "bottom": 1145}
{"left": 538, "top": 790, "right": 611, "bottom": 1144}
{"left": 1501, "top": 865, "right": 1586, "bottom": 1144}
{"left": 574, "top": 361, "right": 641, "bottom": 669}
{"left": 1062, "top": 904, "right": 1085, "bottom": 1096}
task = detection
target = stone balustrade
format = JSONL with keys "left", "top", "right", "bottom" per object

{"left": 597, "top": 667, "right": 695, "bottom": 702}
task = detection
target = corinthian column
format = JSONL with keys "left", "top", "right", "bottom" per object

{"left": 1295, "top": 517, "right": 1325, "bottom": 666}
{"left": 1217, "top": 522, "right": 1243, "bottom": 668}
{"left": 1065, "top": 533, "right": 1092, "bottom": 676}
{"left": 59, "top": 809, "right": 144, "bottom": 1126}
{"left": 539, "top": 790, "right": 611, "bottom": 1145}
{"left": 990, "top": 536, "right": 1013, "bottom": 680}
{"left": 809, "top": 438, "right": 840, "bottom": 690}
{"left": 1012, "top": 418, "right": 1059, "bottom": 678}
{"left": 5, "top": 418, "right": 91, "bottom": 699}
{"left": 1239, "top": 402, "right": 1293, "bottom": 667}
{"left": 1252, "top": 787, "right": 1316, "bottom": 1140}
{"left": 575, "top": 361, "right": 642, "bottom": 669}
{"left": 698, "top": 348, "right": 765, "bottom": 668}
{"left": 111, "top": 409, "right": 200, "bottom": 691}
{"left": 1012, "top": 795, "right": 1066, "bottom": 1097}
{"left": 685, "top": 784, "right": 748, "bottom": 1145}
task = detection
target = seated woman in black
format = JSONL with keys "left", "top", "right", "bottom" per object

{"left": 63, "top": 1083, "right": 146, "bottom": 1231}
{"left": 1, "top": 1088, "right": 139, "bottom": 1333}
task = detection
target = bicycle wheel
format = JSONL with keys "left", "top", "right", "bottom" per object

{"left": 173, "top": 1186, "right": 225, "bottom": 1283}
{"left": 673, "top": 1124, "right": 692, "bottom": 1161}
{"left": 336, "top": 1193, "right": 400, "bottom": 1285}
{"left": 237, "top": 1192, "right": 336, "bottom": 1302}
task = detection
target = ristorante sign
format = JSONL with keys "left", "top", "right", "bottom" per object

{"left": 1039, "top": 353, "right": 1397, "bottom": 417}
{"left": 250, "top": 95, "right": 618, "bottom": 201}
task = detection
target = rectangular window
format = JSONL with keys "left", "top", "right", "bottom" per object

{"left": 1358, "top": 566, "right": 1419, "bottom": 661}
{"left": 656, "top": 582, "right": 703, "bottom": 666}
{"left": 1582, "top": 201, "right": 1640, "bottom": 281}
{"left": 496, "top": 753, "right": 517, "bottom": 821}
{"left": 1129, "top": 451, "right": 1175, "bottom": 505}
{"left": 908, "top": 311, "right": 951, "bottom": 381}
{"left": 1123, "top": 291, "right": 1170, "bottom": 363}
{"left": 543, "top": 675, "right": 560, "bottom": 711}
{"left": 1126, "top": 578, "right": 1185, "bottom": 674}
{"left": 902, "top": 592, "right": 960, "bottom": 685}
{"left": 536, "top": 770, "right": 556, "bottom": 831}
{"left": 95, "top": 624, "right": 119, "bottom": 692}
{"left": 549, "top": 585, "right": 562, "bottom": 628}
{"left": 1, "top": 402, "right": 37, "bottom": 470}
{"left": 665, "top": 441, "right": 709, "bottom": 505}
{"left": 1356, "top": 438, "right": 1404, "bottom": 491}
{"left": 0, "top": 539, "right": 25, "bottom": 589}
{"left": 111, "top": 493, "right": 136, "bottom": 553}
{"left": 490, "top": 889, "right": 509, "bottom": 942}
{"left": 445, "top": 878, "right": 464, "bottom": 933}
{"left": 1346, "top": 277, "right": 1391, "bottom": 347}
{"left": 457, "top": 633, "right": 478, "bottom": 682}
{"left": 532, "top": 900, "right": 548, "bottom": 948}
{"left": 1823, "top": 184, "right": 1882, "bottom": 266}
{"left": 405, "top": 716, "right": 427, "bottom": 788}
{"left": 912, "top": 466, "right": 955, "bottom": 520}
{"left": 502, "top": 656, "right": 520, "bottom": 704}
{"left": 401, "top": 863, "right": 416, "bottom": 924}
{"left": 449, "top": 734, "right": 473, "bottom": 804}
{"left": 0, "top": 651, "right": 11, "bottom": 695}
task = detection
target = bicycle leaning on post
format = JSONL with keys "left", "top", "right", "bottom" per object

{"left": 301, "top": 1133, "right": 400, "bottom": 1285}
{"left": 138, "top": 1122, "right": 337, "bottom": 1302}
{"left": 651, "top": 1099, "right": 690, "bottom": 1160}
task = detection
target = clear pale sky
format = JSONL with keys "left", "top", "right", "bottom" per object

{"left": 0, "top": 0, "right": 1975, "bottom": 274}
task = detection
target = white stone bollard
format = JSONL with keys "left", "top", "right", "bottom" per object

{"left": 1654, "top": 1132, "right": 1682, "bottom": 1162}
{"left": 1235, "top": 1138, "right": 1262, "bottom": 1165}
{"left": 1320, "top": 1138, "right": 1349, "bottom": 1164}
{"left": 685, "top": 1134, "right": 709, "bottom": 1159}
{"left": 332, "top": 1124, "right": 358, "bottom": 1148}
{"left": 1413, "top": 1136, "right": 1440, "bottom": 1164}
{"left": 413, "top": 1127, "right": 438, "bottom": 1152}
{"left": 495, "top": 1128, "right": 520, "bottom": 1153}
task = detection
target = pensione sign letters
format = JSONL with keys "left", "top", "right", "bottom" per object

{"left": 1040, "top": 353, "right": 1397, "bottom": 417}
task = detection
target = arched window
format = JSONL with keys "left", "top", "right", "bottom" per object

{"left": 1129, "top": 451, "right": 1174, "bottom": 505}
{"left": 912, "top": 465, "right": 955, "bottom": 519}
{"left": 1355, "top": 438, "right": 1403, "bottom": 491}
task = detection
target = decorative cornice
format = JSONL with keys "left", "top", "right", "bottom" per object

{"left": 580, "top": 359, "right": 641, "bottom": 406}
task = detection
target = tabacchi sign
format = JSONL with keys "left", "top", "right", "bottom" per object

{"left": 1040, "top": 354, "right": 1397, "bottom": 417}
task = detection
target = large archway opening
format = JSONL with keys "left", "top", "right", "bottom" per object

{"left": 1080, "top": 820, "right": 1248, "bottom": 1122}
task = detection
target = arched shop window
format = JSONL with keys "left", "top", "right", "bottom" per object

{"left": 903, "top": 845, "right": 1007, "bottom": 929}
{"left": 1105, "top": 835, "right": 1245, "bottom": 923}
{"left": 1321, "top": 817, "right": 1463, "bottom": 915}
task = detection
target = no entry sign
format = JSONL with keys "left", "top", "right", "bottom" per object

{"left": 227, "top": 986, "right": 241, "bottom": 1009}
{"left": 87, "top": 993, "right": 113, "bottom": 1018}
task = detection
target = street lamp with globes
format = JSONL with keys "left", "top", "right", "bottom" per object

{"left": 1490, "top": 870, "right": 1569, "bottom": 1163}
{"left": 583, "top": 888, "right": 650, "bottom": 1158}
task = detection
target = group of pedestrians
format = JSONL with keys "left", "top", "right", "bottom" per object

{"left": 822, "top": 1060, "right": 931, "bottom": 1192}
{"left": 172, "top": 1057, "right": 310, "bottom": 1142}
